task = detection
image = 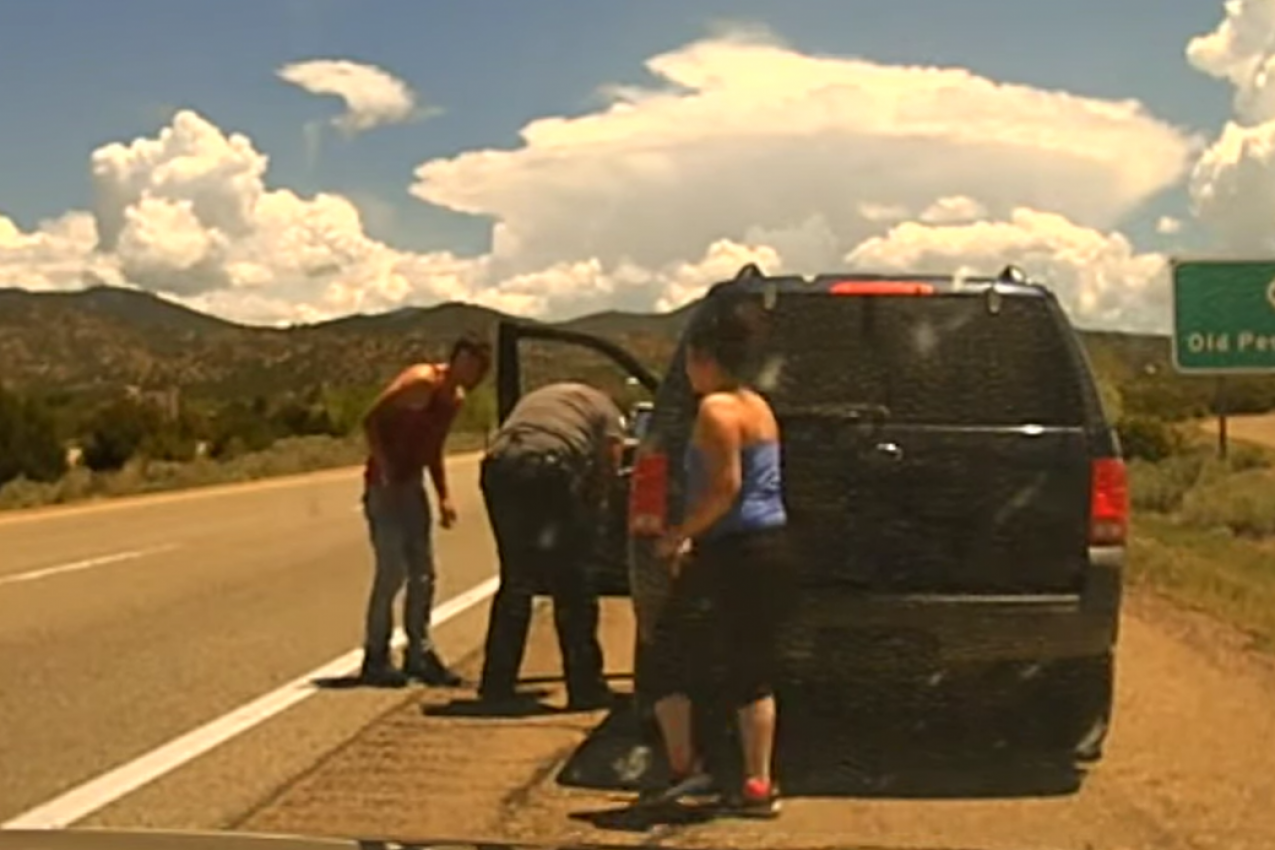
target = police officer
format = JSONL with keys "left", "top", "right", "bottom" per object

{"left": 477, "top": 381, "right": 626, "bottom": 710}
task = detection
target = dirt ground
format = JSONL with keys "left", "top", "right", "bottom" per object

{"left": 1199, "top": 412, "right": 1275, "bottom": 451}
{"left": 237, "top": 591, "right": 1275, "bottom": 850}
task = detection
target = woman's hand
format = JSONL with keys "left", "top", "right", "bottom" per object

{"left": 656, "top": 529, "right": 690, "bottom": 560}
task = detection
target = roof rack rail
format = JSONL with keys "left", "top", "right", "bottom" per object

{"left": 997, "top": 264, "right": 1027, "bottom": 284}
{"left": 734, "top": 263, "right": 766, "bottom": 281}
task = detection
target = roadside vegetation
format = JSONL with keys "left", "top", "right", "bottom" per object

{"left": 0, "top": 382, "right": 495, "bottom": 511}
{"left": 1116, "top": 384, "right": 1275, "bottom": 651}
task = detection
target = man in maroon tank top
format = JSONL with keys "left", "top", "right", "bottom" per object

{"left": 358, "top": 332, "right": 491, "bottom": 687}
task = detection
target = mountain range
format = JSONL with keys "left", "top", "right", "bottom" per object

{"left": 0, "top": 286, "right": 697, "bottom": 399}
{"left": 0, "top": 285, "right": 1170, "bottom": 400}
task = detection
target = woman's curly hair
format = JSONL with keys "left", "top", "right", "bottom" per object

{"left": 685, "top": 294, "right": 770, "bottom": 380}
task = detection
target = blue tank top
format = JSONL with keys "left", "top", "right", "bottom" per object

{"left": 683, "top": 440, "right": 787, "bottom": 542}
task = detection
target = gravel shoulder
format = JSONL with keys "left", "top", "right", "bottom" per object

{"left": 239, "top": 590, "right": 1275, "bottom": 850}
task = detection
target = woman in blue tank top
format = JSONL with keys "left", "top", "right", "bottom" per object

{"left": 640, "top": 297, "right": 794, "bottom": 818}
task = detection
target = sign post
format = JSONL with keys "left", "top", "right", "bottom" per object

{"left": 1171, "top": 259, "right": 1275, "bottom": 458}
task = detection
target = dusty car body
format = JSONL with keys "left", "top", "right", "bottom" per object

{"left": 495, "top": 263, "right": 1127, "bottom": 761}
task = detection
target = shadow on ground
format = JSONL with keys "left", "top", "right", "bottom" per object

{"left": 515, "top": 672, "right": 632, "bottom": 687}
{"left": 311, "top": 674, "right": 385, "bottom": 690}
{"left": 421, "top": 672, "right": 634, "bottom": 718}
{"left": 558, "top": 691, "right": 1086, "bottom": 806}
{"left": 570, "top": 799, "right": 721, "bottom": 833}
{"left": 422, "top": 688, "right": 560, "bottom": 718}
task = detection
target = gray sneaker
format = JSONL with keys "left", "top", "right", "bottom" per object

{"left": 636, "top": 771, "right": 716, "bottom": 807}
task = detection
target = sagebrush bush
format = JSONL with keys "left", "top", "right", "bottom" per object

{"left": 1180, "top": 469, "right": 1275, "bottom": 538}
{"left": 1226, "top": 442, "right": 1272, "bottom": 472}
{"left": 1117, "top": 414, "right": 1188, "bottom": 462}
{"left": 1130, "top": 458, "right": 1196, "bottom": 514}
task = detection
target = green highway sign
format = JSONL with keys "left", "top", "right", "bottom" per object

{"left": 1171, "top": 259, "right": 1275, "bottom": 374}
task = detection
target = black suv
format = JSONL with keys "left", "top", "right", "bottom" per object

{"left": 494, "top": 263, "right": 1128, "bottom": 762}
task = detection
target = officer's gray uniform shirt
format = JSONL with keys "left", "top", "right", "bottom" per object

{"left": 487, "top": 382, "right": 624, "bottom": 491}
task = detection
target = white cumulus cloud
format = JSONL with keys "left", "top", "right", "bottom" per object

{"left": 278, "top": 59, "right": 426, "bottom": 134}
{"left": 1187, "top": 0, "right": 1275, "bottom": 124}
{"left": 846, "top": 208, "right": 1169, "bottom": 333}
{"left": 1188, "top": 0, "right": 1275, "bottom": 252}
{"left": 920, "top": 196, "right": 988, "bottom": 224}
{"left": 0, "top": 211, "right": 121, "bottom": 292}
{"left": 411, "top": 32, "right": 1197, "bottom": 279}
{"left": 0, "top": 29, "right": 1208, "bottom": 330}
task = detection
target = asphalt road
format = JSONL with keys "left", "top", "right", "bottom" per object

{"left": 0, "top": 454, "right": 497, "bottom": 826}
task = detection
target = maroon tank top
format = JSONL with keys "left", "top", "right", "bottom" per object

{"left": 364, "top": 378, "right": 461, "bottom": 487}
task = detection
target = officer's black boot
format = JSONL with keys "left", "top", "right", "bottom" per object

{"left": 360, "top": 650, "right": 408, "bottom": 688}
{"left": 563, "top": 642, "right": 614, "bottom": 710}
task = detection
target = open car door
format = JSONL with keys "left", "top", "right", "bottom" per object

{"left": 494, "top": 320, "right": 661, "bottom": 596}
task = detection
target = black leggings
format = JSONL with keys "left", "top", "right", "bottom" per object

{"left": 645, "top": 526, "right": 795, "bottom": 709}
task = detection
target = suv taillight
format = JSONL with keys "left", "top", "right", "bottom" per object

{"left": 628, "top": 451, "right": 668, "bottom": 537}
{"left": 1090, "top": 457, "right": 1128, "bottom": 546}
{"left": 830, "top": 281, "right": 936, "bottom": 295}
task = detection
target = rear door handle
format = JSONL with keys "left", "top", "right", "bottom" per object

{"left": 874, "top": 441, "right": 904, "bottom": 461}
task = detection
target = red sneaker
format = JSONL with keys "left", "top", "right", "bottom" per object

{"left": 725, "top": 777, "right": 781, "bottom": 818}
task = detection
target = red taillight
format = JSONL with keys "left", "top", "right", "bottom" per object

{"left": 1090, "top": 458, "right": 1128, "bottom": 546}
{"left": 628, "top": 451, "right": 669, "bottom": 537}
{"left": 829, "top": 281, "right": 936, "bottom": 296}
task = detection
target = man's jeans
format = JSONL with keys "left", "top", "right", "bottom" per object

{"left": 362, "top": 482, "right": 436, "bottom": 668}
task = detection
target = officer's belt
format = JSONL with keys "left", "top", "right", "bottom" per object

{"left": 490, "top": 434, "right": 569, "bottom": 477}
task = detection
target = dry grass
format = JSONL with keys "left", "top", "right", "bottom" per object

{"left": 1131, "top": 515, "right": 1275, "bottom": 653}
{"left": 0, "top": 431, "right": 487, "bottom": 512}
{"left": 1132, "top": 429, "right": 1275, "bottom": 651}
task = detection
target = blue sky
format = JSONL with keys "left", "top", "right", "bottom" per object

{"left": 0, "top": 0, "right": 1231, "bottom": 254}
{"left": 0, "top": 0, "right": 1258, "bottom": 328}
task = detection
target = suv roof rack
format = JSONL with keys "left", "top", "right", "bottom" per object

{"left": 983, "top": 265, "right": 1028, "bottom": 315}
{"left": 997, "top": 264, "right": 1028, "bottom": 284}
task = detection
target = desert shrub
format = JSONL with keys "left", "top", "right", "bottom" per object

{"left": 1225, "top": 442, "right": 1272, "bottom": 472}
{"left": 1180, "top": 468, "right": 1275, "bottom": 538}
{"left": 208, "top": 399, "right": 279, "bottom": 459}
{"left": 1117, "top": 414, "right": 1188, "bottom": 462}
{"left": 80, "top": 399, "right": 159, "bottom": 471}
{"left": 1129, "top": 451, "right": 1210, "bottom": 514}
{"left": 0, "top": 388, "right": 68, "bottom": 485}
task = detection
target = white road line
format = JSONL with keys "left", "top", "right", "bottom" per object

{"left": 0, "top": 546, "right": 179, "bottom": 588}
{"left": 1, "top": 575, "right": 500, "bottom": 831}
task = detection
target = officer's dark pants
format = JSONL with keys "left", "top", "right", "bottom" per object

{"left": 478, "top": 454, "right": 606, "bottom": 702}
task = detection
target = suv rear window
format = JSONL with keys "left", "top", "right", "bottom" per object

{"left": 767, "top": 292, "right": 1087, "bottom": 427}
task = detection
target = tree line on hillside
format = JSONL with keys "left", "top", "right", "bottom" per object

{"left": 3, "top": 347, "right": 1275, "bottom": 490}
{"left": 0, "top": 382, "right": 497, "bottom": 489}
